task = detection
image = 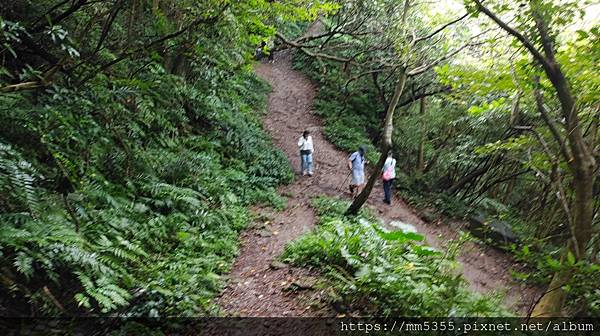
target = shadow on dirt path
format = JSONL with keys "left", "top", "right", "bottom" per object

{"left": 216, "top": 49, "right": 541, "bottom": 317}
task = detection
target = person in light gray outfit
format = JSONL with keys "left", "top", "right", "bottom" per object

{"left": 347, "top": 145, "right": 367, "bottom": 197}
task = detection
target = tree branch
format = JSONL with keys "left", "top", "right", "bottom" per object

{"left": 93, "top": 0, "right": 125, "bottom": 54}
{"left": 275, "top": 32, "right": 357, "bottom": 65}
{"left": 533, "top": 76, "right": 572, "bottom": 163}
{"left": 0, "top": 81, "right": 45, "bottom": 92}
{"left": 530, "top": 0, "right": 557, "bottom": 61}
{"left": 408, "top": 40, "right": 478, "bottom": 76}
{"left": 31, "top": 0, "right": 89, "bottom": 34}
{"left": 30, "top": 0, "right": 71, "bottom": 27}
{"left": 343, "top": 68, "right": 386, "bottom": 91}
{"left": 79, "top": 3, "right": 230, "bottom": 85}
{"left": 412, "top": 13, "right": 469, "bottom": 44}
{"left": 396, "top": 86, "right": 451, "bottom": 108}
{"left": 471, "top": 0, "right": 549, "bottom": 68}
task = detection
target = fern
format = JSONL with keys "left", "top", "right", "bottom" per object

{"left": 0, "top": 38, "right": 293, "bottom": 317}
{"left": 13, "top": 252, "right": 34, "bottom": 279}
{"left": 0, "top": 143, "right": 42, "bottom": 217}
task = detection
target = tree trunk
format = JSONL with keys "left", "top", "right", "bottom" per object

{"left": 533, "top": 164, "right": 595, "bottom": 316}
{"left": 126, "top": 0, "right": 137, "bottom": 47}
{"left": 591, "top": 236, "right": 600, "bottom": 264}
{"left": 346, "top": 70, "right": 407, "bottom": 215}
{"left": 529, "top": 3, "right": 597, "bottom": 317}
{"left": 473, "top": 0, "right": 598, "bottom": 315}
{"left": 530, "top": 45, "right": 596, "bottom": 320}
{"left": 152, "top": 0, "right": 160, "bottom": 15}
{"left": 416, "top": 96, "right": 426, "bottom": 173}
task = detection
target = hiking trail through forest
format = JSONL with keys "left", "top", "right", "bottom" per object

{"left": 216, "top": 49, "right": 542, "bottom": 317}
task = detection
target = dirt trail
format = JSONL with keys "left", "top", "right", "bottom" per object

{"left": 216, "top": 49, "right": 541, "bottom": 317}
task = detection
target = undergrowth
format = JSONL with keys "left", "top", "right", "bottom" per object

{"left": 0, "top": 68, "right": 292, "bottom": 316}
{"left": 281, "top": 197, "right": 509, "bottom": 317}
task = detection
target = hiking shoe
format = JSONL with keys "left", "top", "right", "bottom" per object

{"left": 308, "top": 172, "right": 313, "bottom": 177}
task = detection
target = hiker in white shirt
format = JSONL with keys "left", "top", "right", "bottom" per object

{"left": 297, "top": 130, "right": 314, "bottom": 176}
{"left": 348, "top": 145, "right": 367, "bottom": 197}
{"left": 381, "top": 151, "right": 396, "bottom": 205}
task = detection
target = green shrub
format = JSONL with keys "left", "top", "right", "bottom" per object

{"left": 282, "top": 197, "right": 509, "bottom": 317}
{"left": 0, "top": 66, "right": 292, "bottom": 316}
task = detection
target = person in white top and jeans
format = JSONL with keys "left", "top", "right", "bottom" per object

{"left": 297, "top": 130, "right": 314, "bottom": 176}
{"left": 381, "top": 151, "right": 396, "bottom": 205}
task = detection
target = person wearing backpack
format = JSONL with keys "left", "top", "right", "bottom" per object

{"left": 348, "top": 145, "right": 367, "bottom": 198}
{"left": 381, "top": 151, "right": 396, "bottom": 205}
{"left": 255, "top": 41, "right": 266, "bottom": 60}
{"left": 298, "top": 130, "right": 314, "bottom": 176}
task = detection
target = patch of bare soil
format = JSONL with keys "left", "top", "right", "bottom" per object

{"left": 216, "top": 49, "right": 542, "bottom": 317}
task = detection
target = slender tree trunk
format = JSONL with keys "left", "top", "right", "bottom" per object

{"left": 345, "top": 0, "right": 414, "bottom": 217}
{"left": 533, "top": 164, "right": 595, "bottom": 316}
{"left": 346, "top": 70, "right": 407, "bottom": 215}
{"left": 503, "top": 175, "right": 516, "bottom": 203}
{"left": 127, "top": 0, "right": 137, "bottom": 47}
{"left": 591, "top": 236, "right": 600, "bottom": 264}
{"left": 535, "top": 198, "right": 559, "bottom": 239}
{"left": 416, "top": 96, "right": 426, "bottom": 173}
{"left": 152, "top": 0, "right": 160, "bottom": 15}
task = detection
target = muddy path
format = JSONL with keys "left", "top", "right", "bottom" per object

{"left": 216, "top": 49, "right": 541, "bottom": 317}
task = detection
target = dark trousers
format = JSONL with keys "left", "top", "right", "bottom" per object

{"left": 383, "top": 179, "right": 394, "bottom": 204}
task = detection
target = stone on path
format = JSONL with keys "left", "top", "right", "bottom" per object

{"left": 388, "top": 220, "right": 418, "bottom": 233}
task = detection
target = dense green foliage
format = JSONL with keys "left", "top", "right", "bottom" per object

{"left": 0, "top": 61, "right": 292, "bottom": 316}
{"left": 0, "top": 0, "right": 341, "bottom": 316}
{"left": 282, "top": 197, "right": 507, "bottom": 316}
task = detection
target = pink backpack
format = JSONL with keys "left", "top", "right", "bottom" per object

{"left": 382, "top": 166, "right": 393, "bottom": 181}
